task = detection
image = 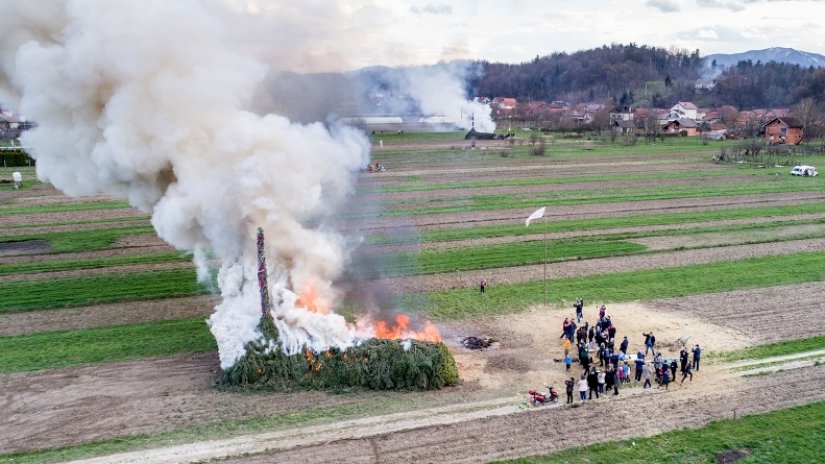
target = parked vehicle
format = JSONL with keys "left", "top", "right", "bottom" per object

{"left": 791, "top": 165, "right": 817, "bottom": 176}
{"left": 528, "top": 385, "right": 559, "bottom": 406}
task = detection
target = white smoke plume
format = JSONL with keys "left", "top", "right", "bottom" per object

{"left": 0, "top": 0, "right": 375, "bottom": 368}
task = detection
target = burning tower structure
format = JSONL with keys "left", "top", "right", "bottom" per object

{"left": 221, "top": 228, "right": 458, "bottom": 391}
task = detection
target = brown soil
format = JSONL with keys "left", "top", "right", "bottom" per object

{"left": 650, "top": 281, "right": 825, "bottom": 343}
{"left": 70, "top": 299, "right": 823, "bottom": 463}
{"left": 0, "top": 295, "right": 218, "bottom": 336}
{"left": 226, "top": 364, "right": 825, "bottom": 464}
{"left": 630, "top": 223, "right": 825, "bottom": 251}
{"left": 379, "top": 237, "right": 825, "bottom": 293}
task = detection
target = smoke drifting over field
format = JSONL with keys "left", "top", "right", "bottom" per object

{"left": 0, "top": 0, "right": 474, "bottom": 369}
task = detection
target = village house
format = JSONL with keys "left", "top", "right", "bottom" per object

{"left": 670, "top": 101, "right": 698, "bottom": 120}
{"left": 492, "top": 97, "right": 518, "bottom": 119}
{"left": 762, "top": 116, "right": 803, "bottom": 144}
{"left": 663, "top": 118, "right": 699, "bottom": 136}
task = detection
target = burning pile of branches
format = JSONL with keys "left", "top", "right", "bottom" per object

{"left": 461, "top": 336, "right": 497, "bottom": 350}
{"left": 220, "top": 316, "right": 459, "bottom": 391}
{"left": 219, "top": 228, "right": 459, "bottom": 391}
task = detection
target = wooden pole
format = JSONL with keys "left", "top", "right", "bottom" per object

{"left": 544, "top": 216, "right": 548, "bottom": 307}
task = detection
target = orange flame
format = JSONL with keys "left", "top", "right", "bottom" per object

{"left": 372, "top": 314, "right": 441, "bottom": 343}
{"left": 295, "top": 283, "right": 330, "bottom": 315}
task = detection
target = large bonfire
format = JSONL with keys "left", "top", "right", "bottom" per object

{"left": 0, "top": 0, "right": 466, "bottom": 391}
{"left": 221, "top": 229, "right": 458, "bottom": 391}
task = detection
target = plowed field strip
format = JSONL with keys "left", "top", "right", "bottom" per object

{"left": 650, "top": 281, "right": 825, "bottom": 343}
{"left": 0, "top": 295, "right": 217, "bottom": 336}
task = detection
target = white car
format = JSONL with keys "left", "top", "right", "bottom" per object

{"left": 791, "top": 165, "right": 817, "bottom": 177}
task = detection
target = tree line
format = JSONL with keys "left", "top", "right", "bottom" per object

{"left": 472, "top": 44, "right": 825, "bottom": 111}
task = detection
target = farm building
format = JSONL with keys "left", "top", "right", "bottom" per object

{"left": 663, "top": 118, "right": 698, "bottom": 136}
{"left": 762, "top": 116, "right": 803, "bottom": 145}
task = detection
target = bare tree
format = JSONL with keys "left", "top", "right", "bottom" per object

{"left": 792, "top": 98, "right": 823, "bottom": 141}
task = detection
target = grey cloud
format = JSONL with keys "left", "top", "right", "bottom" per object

{"left": 410, "top": 3, "right": 453, "bottom": 15}
{"left": 696, "top": 0, "right": 746, "bottom": 11}
{"left": 646, "top": 0, "right": 680, "bottom": 13}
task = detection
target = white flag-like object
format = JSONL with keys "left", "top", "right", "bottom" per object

{"left": 525, "top": 207, "right": 546, "bottom": 227}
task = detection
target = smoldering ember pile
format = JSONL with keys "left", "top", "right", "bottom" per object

{"left": 219, "top": 229, "right": 459, "bottom": 391}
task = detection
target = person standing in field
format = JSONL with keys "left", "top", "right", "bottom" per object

{"left": 587, "top": 368, "right": 599, "bottom": 399}
{"left": 644, "top": 332, "right": 656, "bottom": 356}
{"left": 692, "top": 344, "right": 702, "bottom": 371}
{"left": 642, "top": 363, "right": 652, "bottom": 388}
{"left": 563, "top": 337, "right": 571, "bottom": 356}
{"left": 574, "top": 298, "right": 584, "bottom": 323}
{"left": 479, "top": 279, "right": 487, "bottom": 293}
{"left": 565, "top": 353, "right": 572, "bottom": 371}
{"left": 635, "top": 353, "right": 645, "bottom": 382}
{"left": 565, "top": 377, "right": 575, "bottom": 404}
{"left": 578, "top": 375, "right": 588, "bottom": 402}
{"left": 681, "top": 363, "right": 693, "bottom": 384}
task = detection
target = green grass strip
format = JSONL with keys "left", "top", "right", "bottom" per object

{"left": 0, "top": 216, "right": 150, "bottom": 230}
{"left": 0, "top": 199, "right": 130, "bottom": 214}
{"left": 403, "top": 201, "right": 825, "bottom": 244}
{"left": 490, "top": 401, "right": 825, "bottom": 464}
{"left": 376, "top": 168, "right": 762, "bottom": 193}
{"left": 0, "top": 268, "right": 207, "bottom": 313}
{"left": 0, "top": 317, "right": 215, "bottom": 374}
{"left": 0, "top": 225, "right": 156, "bottom": 252}
{"left": 713, "top": 335, "right": 825, "bottom": 363}
{"left": 383, "top": 240, "right": 646, "bottom": 276}
{"left": 0, "top": 252, "right": 188, "bottom": 276}
{"left": 410, "top": 251, "right": 825, "bottom": 320}
{"left": 386, "top": 179, "right": 823, "bottom": 217}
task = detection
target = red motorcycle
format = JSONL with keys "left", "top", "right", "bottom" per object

{"left": 528, "top": 385, "right": 559, "bottom": 406}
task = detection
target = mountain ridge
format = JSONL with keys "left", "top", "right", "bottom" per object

{"left": 706, "top": 47, "right": 825, "bottom": 68}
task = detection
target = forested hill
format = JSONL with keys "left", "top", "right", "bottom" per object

{"left": 710, "top": 61, "right": 825, "bottom": 108}
{"left": 473, "top": 44, "right": 703, "bottom": 104}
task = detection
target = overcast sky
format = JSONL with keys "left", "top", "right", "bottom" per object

{"left": 221, "top": 0, "right": 825, "bottom": 72}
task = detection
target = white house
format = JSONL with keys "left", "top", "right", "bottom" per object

{"left": 670, "top": 101, "right": 698, "bottom": 120}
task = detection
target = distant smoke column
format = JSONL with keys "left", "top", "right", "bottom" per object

{"left": 0, "top": 0, "right": 370, "bottom": 369}
{"left": 405, "top": 65, "right": 495, "bottom": 132}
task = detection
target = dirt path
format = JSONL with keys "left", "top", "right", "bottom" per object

{"left": 380, "top": 237, "right": 825, "bottom": 292}
{"left": 65, "top": 364, "right": 825, "bottom": 464}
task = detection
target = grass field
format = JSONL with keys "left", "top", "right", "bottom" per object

{"left": 2, "top": 132, "right": 824, "bottom": 462}
{"left": 0, "top": 225, "right": 156, "bottom": 252}
{"left": 414, "top": 251, "right": 825, "bottom": 319}
{"left": 0, "top": 317, "right": 215, "bottom": 373}
{"left": 0, "top": 268, "right": 208, "bottom": 313}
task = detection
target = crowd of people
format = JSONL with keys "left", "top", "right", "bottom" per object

{"left": 557, "top": 299, "right": 702, "bottom": 405}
